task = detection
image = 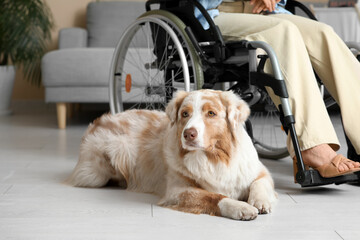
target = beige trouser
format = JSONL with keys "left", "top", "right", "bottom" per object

{"left": 214, "top": 1, "right": 360, "bottom": 156}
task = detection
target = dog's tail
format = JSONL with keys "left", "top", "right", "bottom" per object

{"left": 65, "top": 133, "right": 135, "bottom": 188}
{"left": 64, "top": 154, "right": 113, "bottom": 188}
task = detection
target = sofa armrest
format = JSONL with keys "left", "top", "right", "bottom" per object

{"left": 59, "top": 28, "right": 88, "bottom": 49}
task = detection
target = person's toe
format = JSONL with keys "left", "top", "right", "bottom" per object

{"left": 342, "top": 160, "right": 359, "bottom": 171}
{"left": 338, "top": 164, "right": 346, "bottom": 172}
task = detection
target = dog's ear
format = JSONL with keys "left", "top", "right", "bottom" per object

{"left": 220, "top": 91, "right": 250, "bottom": 130}
{"left": 166, "top": 91, "right": 189, "bottom": 123}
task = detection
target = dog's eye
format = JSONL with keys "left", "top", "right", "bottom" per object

{"left": 182, "top": 111, "right": 189, "bottom": 118}
{"left": 208, "top": 111, "right": 216, "bottom": 117}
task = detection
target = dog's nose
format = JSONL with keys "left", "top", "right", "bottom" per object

{"left": 183, "top": 128, "right": 198, "bottom": 141}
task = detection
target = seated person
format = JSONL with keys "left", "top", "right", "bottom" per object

{"left": 196, "top": 0, "right": 360, "bottom": 179}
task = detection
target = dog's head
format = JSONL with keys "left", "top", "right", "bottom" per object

{"left": 166, "top": 90, "right": 250, "bottom": 163}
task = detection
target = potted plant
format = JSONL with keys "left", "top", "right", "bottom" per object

{"left": 0, "top": 0, "right": 53, "bottom": 115}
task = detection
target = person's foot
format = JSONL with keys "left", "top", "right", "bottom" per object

{"left": 301, "top": 144, "right": 360, "bottom": 172}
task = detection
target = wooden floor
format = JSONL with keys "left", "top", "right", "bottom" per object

{"left": 1, "top": 103, "right": 359, "bottom": 240}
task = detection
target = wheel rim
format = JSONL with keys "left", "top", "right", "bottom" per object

{"left": 109, "top": 16, "right": 199, "bottom": 114}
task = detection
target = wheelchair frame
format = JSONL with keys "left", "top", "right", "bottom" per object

{"left": 109, "top": 0, "right": 360, "bottom": 187}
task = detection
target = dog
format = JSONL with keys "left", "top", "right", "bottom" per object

{"left": 67, "top": 89, "right": 277, "bottom": 220}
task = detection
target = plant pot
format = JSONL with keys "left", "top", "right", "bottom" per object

{"left": 0, "top": 66, "right": 15, "bottom": 115}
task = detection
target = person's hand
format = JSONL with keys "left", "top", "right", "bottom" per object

{"left": 250, "top": 0, "right": 280, "bottom": 14}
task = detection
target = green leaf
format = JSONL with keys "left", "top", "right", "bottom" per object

{"left": 0, "top": 0, "right": 54, "bottom": 86}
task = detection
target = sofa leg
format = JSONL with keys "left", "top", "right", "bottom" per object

{"left": 56, "top": 103, "right": 66, "bottom": 129}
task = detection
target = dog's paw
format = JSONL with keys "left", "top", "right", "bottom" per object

{"left": 248, "top": 197, "right": 273, "bottom": 214}
{"left": 218, "top": 198, "right": 258, "bottom": 220}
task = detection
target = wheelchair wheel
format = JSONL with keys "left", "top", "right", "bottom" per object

{"left": 109, "top": 10, "right": 203, "bottom": 114}
{"left": 250, "top": 93, "right": 289, "bottom": 160}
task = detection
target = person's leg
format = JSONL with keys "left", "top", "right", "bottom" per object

{"left": 214, "top": 2, "right": 360, "bottom": 173}
{"left": 272, "top": 13, "right": 360, "bottom": 156}
{"left": 214, "top": 10, "right": 339, "bottom": 151}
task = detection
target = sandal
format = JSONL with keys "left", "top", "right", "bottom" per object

{"left": 293, "top": 154, "right": 360, "bottom": 181}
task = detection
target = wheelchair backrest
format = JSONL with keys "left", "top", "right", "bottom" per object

{"left": 146, "top": 0, "right": 224, "bottom": 44}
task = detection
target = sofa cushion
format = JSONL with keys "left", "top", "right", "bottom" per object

{"left": 59, "top": 28, "right": 87, "bottom": 49}
{"left": 42, "top": 48, "right": 114, "bottom": 87}
{"left": 87, "top": 1, "right": 147, "bottom": 48}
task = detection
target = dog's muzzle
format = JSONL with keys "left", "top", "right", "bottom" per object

{"left": 182, "top": 127, "right": 202, "bottom": 149}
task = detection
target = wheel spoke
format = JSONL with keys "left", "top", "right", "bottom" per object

{"left": 109, "top": 12, "right": 202, "bottom": 128}
{"left": 249, "top": 96, "right": 288, "bottom": 159}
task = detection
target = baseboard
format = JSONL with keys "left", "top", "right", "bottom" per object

{"left": 10, "top": 100, "right": 56, "bottom": 114}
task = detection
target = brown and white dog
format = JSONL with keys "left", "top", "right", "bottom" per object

{"left": 67, "top": 89, "right": 277, "bottom": 220}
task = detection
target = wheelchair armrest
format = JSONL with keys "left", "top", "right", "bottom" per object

{"left": 225, "top": 40, "right": 249, "bottom": 49}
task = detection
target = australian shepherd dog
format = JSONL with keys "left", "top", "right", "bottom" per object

{"left": 67, "top": 89, "right": 277, "bottom": 220}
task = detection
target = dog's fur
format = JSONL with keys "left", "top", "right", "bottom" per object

{"left": 67, "top": 89, "right": 277, "bottom": 220}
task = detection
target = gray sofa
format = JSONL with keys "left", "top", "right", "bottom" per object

{"left": 42, "top": 1, "right": 146, "bottom": 129}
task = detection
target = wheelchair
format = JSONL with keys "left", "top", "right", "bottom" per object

{"left": 109, "top": 0, "right": 360, "bottom": 187}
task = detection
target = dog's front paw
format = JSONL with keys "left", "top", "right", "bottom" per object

{"left": 248, "top": 182, "right": 277, "bottom": 214}
{"left": 248, "top": 197, "right": 273, "bottom": 214}
{"left": 248, "top": 189, "right": 278, "bottom": 214}
{"left": 218, "top": 198, "right": 258, "bottom": 220}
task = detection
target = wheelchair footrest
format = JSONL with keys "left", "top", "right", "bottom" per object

{"left": 297, "top": 169, "right": 360, "bottom": 187}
